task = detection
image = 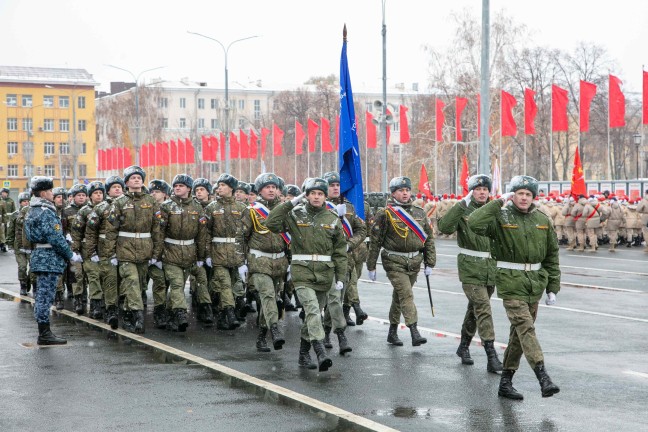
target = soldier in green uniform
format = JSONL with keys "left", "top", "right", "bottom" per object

{"left": 367, "top": 176, "right": 435, "bottom": 347}
{"left": 281, "top": 184, "right": 302, "bottom": 311}
{"left": 63, "top": 184, "right": 88, "bottom": 315}
{"left": 266, "top": 178, "right": 347, "bottom": 372}
{"left": 7, "top": 192, "right": 32, "bottom": 295}
{"left": 85, "top": 176, "right": 124, "bottom": 329}
{"left": 344, "top": 198, "right": 373, "bottom": 324}
{"left": 147, "top": 179, "right": 172, "bottom": 328}
{"left": 437, "top": 174, "right": 503, "bottom": 372}
{"left": 1, "top": 188, "right": 15, "bottom": 252}
{"left": 51, "top": 187, "right": 67, "bottom": 308}
{"left": 468, "top": 175, "right": 561, "bottom": 400}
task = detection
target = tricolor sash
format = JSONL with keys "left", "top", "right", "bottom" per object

{"left": 387, "top": 205, "right": 428, "bottom": 243}
{"left": 326, "top": 201, "right": 353, "bottom": 238}
{"left": 252, "top": 201, "right": 291, "bottom": 244}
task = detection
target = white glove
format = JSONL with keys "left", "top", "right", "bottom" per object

{"left": 335, "top": 281, "right": 344, "bottom": 291}
{"left": 196, "top": 261, "right": 204, "bottom": 267}
{"left": 71, "top": 252, "right": 83, "bottom": 263}
{"left": 206, "top": 257, "right": 213, "bottom": 267}
{"left": 149, "top": 258, "right": 162, "bottom": 269}
{"left": 90, "top": 254, "right": 100, "bottom": 263}
{"left": 110, "top": 257, "right": 118, "bottom": 266}
{"left": 238, "top": 264, "right": 248, "bottom": 280}
{"left": 368, "top": 270, "right": 377, "bottom": 281}
{"left": 501, "top": 192, "right": 515, "bottom": 202}
{"left": 545, "top": 292, "right": 556, "bottom": 306}
{"left": 336, "top": 203, "right": 347, "bottom": 217}
{"left": 424, "top": 266, "right": 433, "bottom": 276}
{"left": 462, "top": 190, "right": 473, "bottom": 206}
{"left": 290, "top": 192, "right": 306, "bottom": 206}
{"left": 287, "top": 265, "right": 291, "bottom": 281}
{"left": 65, "top": 233, "right": 73, "bottom": 243}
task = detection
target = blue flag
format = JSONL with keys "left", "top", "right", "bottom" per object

{"left": 338, "top": 31, "right": 365, "bottom": 221}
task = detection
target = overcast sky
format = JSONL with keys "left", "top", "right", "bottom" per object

{"left": 1, "top": 0, "right": 646, "bottom": 94}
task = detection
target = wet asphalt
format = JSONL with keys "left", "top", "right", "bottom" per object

{"left": 0, "top": 238, "right": 646, "bottom": 431}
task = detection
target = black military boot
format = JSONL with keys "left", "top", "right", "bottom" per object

{"left": 298, "top": 338, "right": 316, "bottom": 369}
{"left": 456, "top": 334, "right": 474, "bottom": 365}
{"left": 311, "top": 340, "right": 333, "bottom": 372}
{"left": 342, "top": 305, "right": 356, "bottom": 327}
{"left": 174, "top": 309, "right": 188, "bottom": 332}
{"left": 484, "top": 340, "right": 503, "bottom": 373}
{"left": 90, "top": 299, "right": 104, "bottom": 320}
{"left": 270, "top": 323, "right": 285, "bottom": 350}
{"left": 387, "top": 324, "right": 404, "bottom": 346}
{"left": 283, "top": 291, "right": 297, "bottom": 312}
{"left": 498, "top": 369, "right": 524, "bottom": 400}
{"left": 352, "top": 302, "right": 368, "bottom": 325}
{"left": 20, "top": 281, "right": 29, "bottom": 296}
{"left": 256, "top": 327, "right": 271, "bottom": 352}
{"left": 133, "top": 310, "right": 145, "bottom": 334}
{"left": 73, "top": 295, "right": 85, "bottom": 315}
{"left": 0, "top": 242, "right": 7, "bottom": 252}
{"left": 245, "top": 290, "right": 257, "bottom": 313}
{"left": 323, "top": 326, "right": 333, "bottom": 349}
{"left": 153, "top": 305, "right": 168, "bottom": 329}
{"left": 37, "top": 323, "right": 67, "bottom": 346}
{"left": 216, "top": 310, "right": 229, "bottom": 330}
{"left": 533, "top": 362, "right": 560, "bottom": 397}
{"left": 105, "top": 305, "right": 119, "bottom": 330}
{"left": 54, "top": 292, "right": 65, "bottom": 310}
{"left": 141, "top": 290, "right": 148, "bottom": 308}
{"left": 225, "top": 306, "right": 241, "bottom": 329}
{"left": 335, "top": 329, "right": 352, "bottom": 355}
{"left": 199, "top": 303, "right": 214, "bottom": 327}
{"left": 121, "top": 310, "right": 135, "bottom": 333}
{"left": 294, "top": 291, "right": 302, "bottom": 309}
{"left": 408, "top": 323, "right": 427, "bottom": 346}
{"left": 234, "top": 296, "right": 247, "bottom": 321}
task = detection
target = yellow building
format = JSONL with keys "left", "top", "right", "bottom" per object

{"left": 0, "top": 66, "right": 99, "bottom": 194}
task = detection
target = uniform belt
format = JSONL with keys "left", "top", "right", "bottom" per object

{"left": 164, "top": 238, "right": 195, "bottom": 246}
{"left": 19, "top": 248, "right": 32, "bottom": 254}
{"left": 497, "top": 261, "right": 541, "bottom": 271}
{"left": 364, "top": 237, "right": 370, "bottom": 243}
{"left": 458, "top": 248, "right": 491, "bottom": 259}
{"left": 99, "top": 234, "right": 106, "bottom": 239}
{"left": 35, "top": 243, "right": 52, "bottom": 249}
{"left": 249, "top": 249, "right": 285, "bottom": 259}
{"left": 384, "top": 249, "right": 420, "bottom": 258}
{"left": 118, "top": 231, "right": 151, "bottom": 239}
{"left": 212, "top": 237, "right": 236, "bottom": 243}
{"left": 292, "top": 254, "right": 332, "bottom": 262}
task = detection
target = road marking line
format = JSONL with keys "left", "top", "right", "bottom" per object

{"left": 560, "top": 265, "right": 648, "bottom": 276}
{"left": 566, "top": 254, "right": 648, "bottom": 263}
{"left": 624, "top": 371, "right": 648, "bottom": 379}
{"left": 0, "top": 287, "right": 397, "bottom": 432}
{"left": 561, "top": 282, "right": 642, "bottom": 293}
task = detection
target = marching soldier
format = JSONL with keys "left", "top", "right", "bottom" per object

{"left": 1, "top": 187, "right": 15, "bottom": 252}
{"left": 571, "top": 195, "right": 588, "bottom": 252}
{"left": 345, "top": 197, "right": 373, "bottom": 324}
{"left": 63, "top": 184, "right": 88, "bottom": 315}
{"left": 468, "top": 175, "right": 560, "bottom": 400}
{"left": 7, "top": 192, "right": 32, "bottom": 296}
{"left": 438, "top": 174, "right": 503, "bottom": 372}
{"left": 281, "top": 184, "right": 302, "bottom": 310}
{"left": 582, "top": 197, "right": 603, "bottom": 252}
{"left": 636, "top": 190, "right": 648, "bottom": 252}
{"left": 367, "top": 176, "right": 436, "bottom": 347}
{"left": 265, "top": 178, "right": 347, "bottom": 372}
{"left": 51, "top": 187, "right": 67, "bottom": 308}
{"left": 147, "top": 179, "right": 172, "bottom": 328}
{"left": 606, "top": 197, "right": 626, "bottom": 252}
{"left": 562, "top": 197, "right": 577, "bottom": 250}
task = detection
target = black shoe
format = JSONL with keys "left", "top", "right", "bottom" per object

{"left": 498, "top": 369, "right": 524, "bottom": 400}
{"left": 335, "top": 329, "right": 352, "bottom": 355}
{"left": 198, "top": 303, "right": 214, "bottom": 327}
{"left": 387, "top": 324, "right": 404, "bottom": 346}
{"left": 133, "top": 310, "right": 145, "bottom": 334}
{"left": 245, "top": 290, "right": 257, "bottom": 313}
{"left": 225, "top": 306, "right": 240, "bottom": 329}
{"left": 352, "top": 302, "right": 368, "bottom": 325}
{"left": 456, "top": 334, "right": 474, "bottom": 365}
{"left": 294, "top": 291, "right": 302, "bottom": 309}
{"left": 484, "top": 340, "right": 503, "bottom": 373}
{"left": 73, "top": 295, "right": 85, "bottom": 315}
{"left": 270, "top": 323, "right": 285, "bottom": 350}
{"left": 106, "top": 305, "right": 119, "bottom": 330}
{"left": 533, "top": 362, "right": 560, "bottom": 397}
{"left": 216, "top": 310, "right": 229, "bottom": 330}
{"left": 0, "top": 243, "right": 7, "bottom": 253}
{"left": 234, "top": 296, "right": 247, "bottom": 321}
{"left": 55, "top": 292, "right": 65, "bottom": 310}
{"left": 37, "top": 323, "right": 67, "bottom": 345}
{"left": 311, "top": 340, "right": 333, "bottom": 372}
{"left": 20, "top": 281, "right": 29, "bottom": 296}
{"left": 153, "top": 305, "right": 168, "bottom": 329}
{"left": 323, "top": 326, "right": 333, "bottom": 349}
{"left": 141, "top": 290, "right": 148, "bottom": 308}
{"left": 283, "top": 291, "right": 297, "bottom": 312}
{"left": 298, "top": 309, "right": 305, "bottom": 322}
{"left": 342, "top": 305, "right": 356, "bottom": 327}
{"left": 172, "top": 309, "right": 188, "bottom": 332}
{"left": 256, "top": 327, "right": 271, "bottom": 352}
{"left": 121, "top": 310, "right": 135, "bottom": 332}
{"left": 408, "top": 322, "right": 427, "bottom": 346}
{"left": 298, "top": 338, "right": 316, "bottom": 369}
{"left": 90, "top": 299, "right": 104, "bottom": 320}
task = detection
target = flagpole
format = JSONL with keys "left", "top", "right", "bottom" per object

{"left": 524, "top": 135, "right": 527, "bottom": 176}
{"left": 550, "top": 90, "right": 553, "bottom": 182}
{"left": 272, "top": 127, "right": 275, "bottom": 173}
{"left": 365, "top": 121, "right": 368, "bottom": 188}
{"left": 434, "top": 139, "right": 438, "bottom": 196}
{"left": 320, "top": 124, "right": 323, "bottom": 178}
{"left": 499, "top": 94, "right": 503, "bottom": 185}
{"left": 607, "top": 86, "right": 612, "bottom": 180}
{"left": 307, "top": 118, "right": 311, "bottom": 180}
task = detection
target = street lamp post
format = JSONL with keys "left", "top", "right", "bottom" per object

{"left": 634, "top": 133, "right": 642, "bottom": 179}
{"left": 380, "top": 0, "right": 388, "bottom": 192}
{"left": 187, "top": 31, "right": 259, "bottom": 174}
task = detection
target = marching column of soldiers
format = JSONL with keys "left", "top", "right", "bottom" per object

{"left": 17, "top": 163, "right": 647, "bottom": 398}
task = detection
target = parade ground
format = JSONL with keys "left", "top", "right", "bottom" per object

{"left": 1, "top": 238, "right": 646, "bottom": 432}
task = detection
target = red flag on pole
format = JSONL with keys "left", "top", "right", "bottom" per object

{"left": 98, "top": 149, "right": 104, "bottom": 171}
{"left": 230, "top": 132, "right": 240, "bottom": 159}
{"left": 139, "top": 146, "right": 146, "bottom": 168}
{"left": 419, "top": 163, "right": 431, "bottom": 196}
{"left": 186, "top": 138, "right": 195, "bottom": 163}
{"left": 307, "top": 118, "right": 319, "bottom": 152}
{"left": 201, "top": 136, "right": 212, "bottom": 161}
{"left": 249, "top": 129, "right": 258, "bottom": 159}
{"left": 609, "top": 74, "right": 625, "bottom": 128}
{"left": 399, "top": 105, "right": 410, "bottom": 143}
{"left": 524, "top": 88, "right": 537, "bottom": 135}
{"left": 643, "top": 70, "right": 648, "bottom": 125}
{"left": 273, "top": 123, "right": 284, "bottom": 156}
{"left": 321, "top": 117, "right": 333, "bottom": 152}
{"left": 157, "top": 141, "right": 169, "bottom": 166}
{"left": 571, "top": 149, "right": 586, "bottom": 199}
{"left": 455, "top": 98, "right": 468, "bottom": 141}
{"left": 460, "top": 154, "right": 469, "bottom": 195}
{"left": 335, "top": 115, "right": 340, "bottom": 151}
{"left": 552, "top": 84, "right": 569, "bottom": 132}
{"left": 579, "top": 80, "right": 597, "bottom": 132}
{"left": 178, "top": 139, "right": 187, "bottom": 164}
{"left": 294, "top": 120, "right": 305, "bottom": 155}
{"left": 365, "top": 111, "right": 377, "bottom": 149}
{"left": 170, "top": 140, "right": 178, "bottom": 164}
{"left": 260, "top": 128, "right": 270, "bottom": 157}
{"left": 239, "top": 130, "right": 249, "bottom": 159}
{"left": 104, "top": 149, "right": 110, "bottom": 171}
{"left": 117, "top": 148, "right": 124, "bottom": 169}
{"left": 435, "top": 99, "right": 445, "bottom": 142}
{"left": 501, "top": 90, "right": 517, "bottom": 137}
{"left": 125, "top": 147, "right": 133, "bottom": 167}
{"left": 219, "top": 133, "right": 226, "bottom": 161}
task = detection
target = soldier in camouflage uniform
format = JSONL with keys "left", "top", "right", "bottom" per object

{"left": 468, "top": 175, "right": 561, "bottom": 400}
{"left": 24, "top": 177, "right": 73, "bottom": 345}
{"left": 1, "top": 188, "right": 15, "bottom": 252}
{"left": 85, "top": 176, "right": 124, "bottom": 329}
{"left": 281, "top": 184, "right": 302, "bottom": 311}
{"left": 242, "top": 173, "right": 290, "bottom": 352}
{"left": 266, "top": 178, "right": 347, "bottom": 372}
{"left": 63, "top": 184, "right": 88, "bottom": 315}
{"left": 7, "top": 192, "right": 32, "bottom": 296}
{"left": 367, "top": 176, "right": 436, "bottom": 347}
{"left": 108, "top": 166, "right": 163, "bottom": 333}
{"left": 344, "top": 198, "right": 373, "bottom": 324}
{"left": 205, "top": 173, "right": 247, "bottom": 330}
{"left": 147, "top": 179, "right": 172, "bottom": 328}
{"left": 437, "top": 174, "right": 503, "bottom": 373}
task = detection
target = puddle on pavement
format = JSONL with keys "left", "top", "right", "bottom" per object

{"left": 373, "top": 406, "right": 433, "bottom": 418}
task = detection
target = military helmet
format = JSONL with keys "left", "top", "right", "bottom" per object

{"left": 105, "top": 175, "right": 125, "bottom": 191}
{"left": 18, "top": 192, "right": 30, "bottom": 202}
{"left": 172, "top": 174, "right": 194, "bottom": 189}
{"left": 467, "top": 174, "right": 492, "bottom": 192}
{"left": 509, "top": 175, "right": 539, "bottom": 198}
{"left": 217, "top": 173, "right": 238, "bottom": 190}
{"left": 148, "top": 179, "right": 171, "bottom": 196}
{"left": 0, "top": 187, "right": 10, "bottom": 194}
{"left": 124, "top": 165, "right": 146, "bottom": 183}
{"left": 52, "top": 187, "right": 67, "bottom": 197}
{"left": 30, "top": 176, "right": 54, "bottom": 194}
{"left": 303, "top": 177, "right": 328, "bottom": 196}
{"left": 87, "top": 181, "right": 105, "bottom": 197}
{"left": 323, "top": 171, "right": 341, "bottom": 185}
{"left": 69, "top": 183, "right": 88, "bottom": 197}
{"left": 192, "top": 178, "right": 212, "bottom": 195}
{"left": 284, "top": 184, "right": 301, "bottom": 197}
{"left": 389, "top": 176, "right": 412, "bottom": 193}
{"left": 254, "top": 173, "right": 282, "bottom": 192}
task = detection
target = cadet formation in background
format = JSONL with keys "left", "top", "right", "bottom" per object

{"left": 9, "top": 166, "right": 648, "bottom": 400}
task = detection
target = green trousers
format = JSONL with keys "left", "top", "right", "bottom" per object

{"left": 295, "top": 284, "right": 329, "bottom": 341}
{"left": 211, "top": 266, "right": 236, "bottom": 309}
{"left": 343, "top": 260, "right": 361, "bottom": 306}
{"left": 149, "top": 264, "right": 168, "bottom": 307}
{"left": 386, "top": 271, "right": 419, "bottom": 326}
{"left": 83, "top": 261, "right": 103, "bottom": 300}
{"left": 164, "top": 263, "right": 191, "bottom": 310}
{"left": 118, "top": 261, "right": 148, "bottom": 311}
{"left": 502, "top": 299, "right": 544, "bottom": 370}
{"left": 15, "top": 251, "right": 29, "bottom": 284}
{"left": 251, "top": 272, "right": 281, "bottom": 329}
{"left": 99, "top": 259, "right": 119, "bottom": 307}
{"left": 71, "top": 261, "right": 85, "bottom": 296}
{"left": 461, "top": 284, "right": 496, "bottom": 341}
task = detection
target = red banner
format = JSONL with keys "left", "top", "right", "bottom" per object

{"left": 294, "top": 120, "right": 305, "bottom": 155}
{"left": 419, "top": 163, "right": 431, "bottom": 196}
{"left": 239, "top": 130, "right": 249, "bottom": 159}
{"left": 501, "top": 90, "right": 517, "bottom": 137}
{"left": 552, "top": 84, "right": 569, "bottom": 132}
{"left": 321, "top": 117, "right": 333, "bottom": 152}
{"left": 156, "top": 141, "right": 169, "bottom": 166}
{"left": 273, "top": 123, "right": 284, "bottom": 156}
{"left": 579, "top": 80, "right": 597, "bottom": 132}
{"left": 260, "top": 128, "right": 270, "bottom": 157}
{"left": 609, "top": 74, "right": 625, "bottom": 128}
{"left": 460, "top": 154, "right": 469, "bottom": 196}
{"left": 219, "top": 133, "right": 226, "bottom": 162}
{"left": 524, "top": 88, "right": 537, "bottom": 135}
{"left": 185, "top": 138, "right": 195, "bottom": 163}
{"left": 435, "top": 99, "right": 445, "bottom": 142}
{"left": 455, "top": 98, "right": 468, "bottom": 141}
{"left": 201, "top": 135, "right": 212, "bottom": 161}
{"left": 307, "top": 118, "right": 319, "bottom": 153}
{"left": 249, "top": 129, "right": 258, "bottom": 159}
{"left": 230, "top": 132, "right": 239, "bottom": 159}
{"left": 643, "top": 71, "right": 648, "bottom": 125}
{"left": 399, "top": 105, "right": 410, "bottom": 143}
{"left": 365, "top": 111, "right": 377, "bottom": 149}
{"left": 571, "top": 150, "right": 586, "bottom": 199}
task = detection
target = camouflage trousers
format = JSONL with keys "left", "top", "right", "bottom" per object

{"left": 576, "top": 228, "right": 587, "bottom": 248}
{"left": 586, "top": 228, "right": 601, "bottom": 249}
{"left": 210, "top": 266, "right": 237, "bottom": 309}
{"left": 252, "top": 272, "right": 282, "bottom": 328}
{"left": 460, "top": 284, "right": 496, "bottom": 341}
{"left": 295, "top": 284, "right": 329, "bottom": 341}
{"left": 33, "top": 272, "right": 59, "bottom": 324}
{"left": 343, "top": 259, "right": 362, "bottom": 306}
{"left": 15, "top": 251, "right": 31, "bottom": 285}
{"left": 0, "top": 222, "right": 5, "bottom": 243}
{"left": 118, "top": 261, "right": 148, "bottom": 311}
{"left": 70, "top": 261, "right": 86, "bottom": 296}
{"left": 231, "top": 270, "right": 245, "bottom": 299}
{"left": 386, "top": 271, "right": 418, "bottom": 326}
{"left": 98, "top": 259, "right": 119, "bottom": 307}
{"left": 502, "top": 299, "right": 544, "bottom": 370}
{"left": 83, "top": 261, "right": 103, "bottom": 300}
{"left": 149, "top": 264, "right": 167, "bottom": 307}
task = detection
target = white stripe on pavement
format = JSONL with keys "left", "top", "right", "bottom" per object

{"left": 623, "top": 371, "right": 648, "bottom": 379}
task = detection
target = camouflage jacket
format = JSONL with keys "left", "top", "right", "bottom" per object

{"left": 71, "top": 202, "right": 99, "bottom": 259}
{"left": 25, "top": 197, "right": 72, "bottom": 274}
{"left": 2, "top": 197, "right": 15, "bottom": 222}
{"left": 85, "top": 199, "right": 118, "bottom": 260}
{"left": 204, "top": 196, "right": 247, "bottom": 268}
{"left": 61, "top": 203, "right": 83, "bottom": 236}
{"left": 242, "top": 197, "right": 289, "bottom": 278}
{"left": 327, "top": 196, "right": 367, "bottom": 268}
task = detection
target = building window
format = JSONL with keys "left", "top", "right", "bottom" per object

{"left": 158, "top": 97, "right": 168, "bottom": 108}
{"left": 22, "top": 118, "right": 33, "bottom": 132}
{"left": 210, "top": 119, "right": 219, "bottom": 129}
{"left": 59, "top": 96, "right": 69, "bottom": 108}
{"left": 60, "top": 142, "right": 70, "bottom": 155}
{"left": 272, "top": 100, "right": 278, "bottom": 111}
{"left": 43, "top": 96, "right": 54, "bottom": 107}
{"left": 254, "top": 100, "right": 261, "bottom": 120}
{"left": 7, "top": 165, "right": 18, "bottom": 177}
{"left": 62, "top": 165, "right": 71, "bottom": 177}
{"left": 22, "top": 95, "right": 32, "bottom": 107}
{"left": 7, "top": 118, "right": 17, "bottom": 131}
{"left": 198, "top": 98, "right": 205, "bottom": 109}
{"left": 77, "top": 96, "right": 86, "bottom": 109}
{"left": 23, "top": 164, "right": 33, "bottom": 177}
{"left": 44, "top": 142, "right": 55, "bottom": 155}
{"left": 230, "top": 99, "right": 235, "bottom": 109}
{"left": 161, "top": 118, "right": 168, "bottom": 129}
{"left": 180, "top": 97, "right": 186, "bottom": 108}
{"left": 6, "top": 94, "right": 17, "bottom": 107}
{"left": 81, "top": 142, "right": 86, "bottom": 154}
{"left": 211, "top": 98, "right": 218, "bottom": 109}
{"left": 59, "top": 119, "right": 69, "bottom": 132}
{"left": 7, "top": 142, "right": 18, "bottom": 155}
{"left": 78, "top": 120, "right": 86, "bottom": 131}
{"left": 43, "top": 119, "right": 54, "bottom": 132}
{"left": 44, "top": 165, "right": 55, "bottom": 176}
{"left": 238, "top": 118, "right": 245, "bottom": 129}
{"left": 238, "top": 100, "right": 245, "bottom": 110}
{"left": 179, "top": 118, "right": 186, "bottom": 129}
{"left": 79, "top": 164, "right": 87, "bottom": 177}
{"left": 198, "top": 118, "right": 205, "bottom": 129}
